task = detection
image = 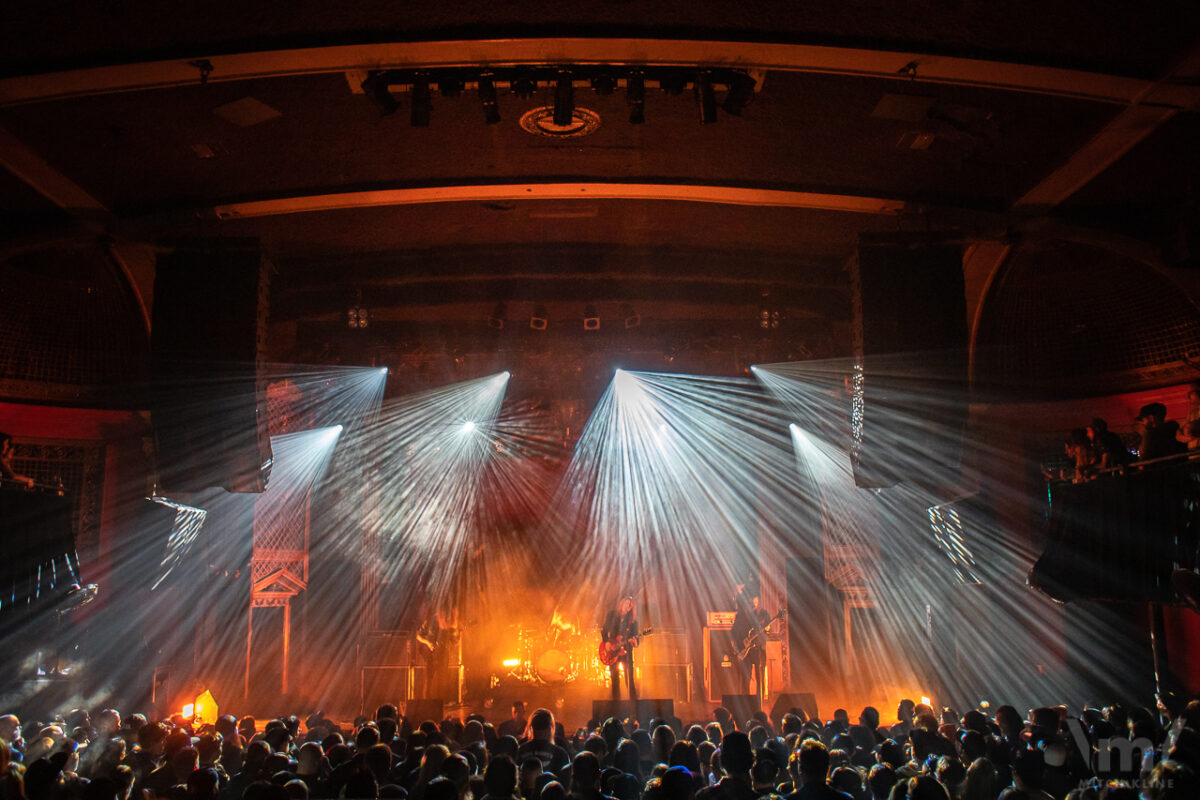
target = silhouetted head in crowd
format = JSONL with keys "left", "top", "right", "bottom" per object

{"left": 484, "top": 756, "right": 518, "bottom": 799}
{"left": 529, "top": 710, "right": 554, "bottom": 742}
{"left": 867, "top": 764, "right": 896, "bottom": 800}
{"left": 717, "top": 731, "right": 752, "bottom": 778}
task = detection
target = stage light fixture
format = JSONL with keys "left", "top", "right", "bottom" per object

{"left": 511, "top": 68, "right": 537, "bottom": 98}
{"left": 660, "top": 70, "right": 686, "bottom": 95}
{"left": 554, "top": 69, "right": 574, "bottom": 126}
{"left": 361, "top": 71, "right": 399, "bottom": 117}
{"left": 479, "top": 73, "right": 501, "bottom": 124}
{"left": 411, "top": 71, "right": 431, "bottom": 127}
{"left": 530, "top": 304, "right": 548, "bottom": 330}
{"left": 627, "top": 70, "right": 645, "bottom": 124}
{"left": 348, "top": 306, "right": 370, "bottom": 329}
{"left": 620, "top": 303, "right": 641, "bottom": 329}
{"left": 583, "top": 303, "right": 601, "bottom": 330}
{"left": 722, "top": 71, "right": 757, "bottom": 116}
{"left": 438, "top": 71, "right": 465, "bottom": 98}
{"left": 487, "top": 302, "right": 507, "bottom": 329}
{"left": 592, "top": 71, "right": 617, "bottom": 95}
{"left": 696, "top": 71, "right": 717, "bottom": 124}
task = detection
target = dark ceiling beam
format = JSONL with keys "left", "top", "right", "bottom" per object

{"left": 213, "top": 182, "right": 906, "bottom": 220}
{"left": 0, "top": 124, "right": 108, "bottom": 215}
{"left": 3, "top": 38, "right": 1198, "bottom": 108}
{"left": 963, "top": 42, "right": 1200, "bottom": 373}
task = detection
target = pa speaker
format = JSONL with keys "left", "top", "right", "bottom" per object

{"left": 592, "top": 699, "right": 633, "bottom": 724}
{"left": 404, "top": 698, "right": 444, "bottom": 725}
{"left": 636, "top": 698, "right": 676, "bottom": 727}
{"left": 770, "top": 692, "right": 819, "bottom": 725}
{"left": 851, "top": 233, "right": 967, "bottom": 489}
{"left": 151, "top": 241, "right": 272, "bottom": 493}
{"left": 721, "top": 694, "right": 761, "bottom": 726}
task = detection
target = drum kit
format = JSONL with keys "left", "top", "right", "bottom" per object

{"left": 503, "top": 619, "right": 605, "bottom": 686}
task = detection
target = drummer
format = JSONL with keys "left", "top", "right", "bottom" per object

{"left": 498, "top": 700, "right": 527, "bottom": 738}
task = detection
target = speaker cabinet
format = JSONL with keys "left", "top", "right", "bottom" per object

{"left": 151, "top": 241, "right": 272, "bottom": 494}
{"left": 404, "top": 697, "right": 445, "bottom": 725}
{"left": 851, "top": 233, "right": 967, "bottom": 489}
{"left": 359, "top": 633, "right": 412, "bottom": 667}
{"left": 722, "top": 694, "right": 761, "bottom": 726}
{"left": 639, "top": 664, "right": 692, "bottom": 703}
{"left": 361, "top": 666, "right": 414, "bottom": 713}
{"left": 636, "top": 698, "right": 676, "bottom": 726}
{"left": 770, "top": 692, "right": 819, "bottom": 725}
{"left": 704, "top": 629, "right": 744, "bottom": 702}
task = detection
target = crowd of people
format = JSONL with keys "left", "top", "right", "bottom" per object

{"left": 1050, "top": 388, "right": 1200, "bottom": 483}
{"left": 2, "top": 696, "right": 1199, "bottom": 800}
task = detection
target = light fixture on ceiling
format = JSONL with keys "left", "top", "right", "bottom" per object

{"left": 410, "top": 71, "right": 431, "bottom": 127}
{"left": 696, "top": 71, "right": 717, "bottom": 124}
{"left": 554, "top": 69, "right": 575, "bottom": 127}
{"left": 361, "top": 71, "right": 399, "bottom": 117}
{"left": 487, "top": 302, "right": 507, "bottom": 330}
{"left": 722, "top": 71, "right": 757, "bottom": 116}
{"left": 759, "top": 288, "right": 781, "bottom": 330}
{"left": 479, "top": 72, "right": 501, "bottom": 124}
{"left": 438, "top": 71, "right": 465, "bottom": 98}
{"left": 591, "top": 71, "right": 617, "bottom": 95}
{"left": 511, "top": 68, "right": 537, "bottom": 99}
{"left": 530, "top": 304, "right": 548, "bottom": 330}
{"left": 627, "top": 70, "right": 645, "bottom": 124}
{"left": 583, "top": 303, "right": 600, "bottom": 331}
{"left": 621, "top": 303, "right": 641, "bottom": 329}
{"left": 660, "top": 70, "right": 686, "bottom": 95}
{"left": 349, "top": 290, "right": 369, "bottom": 329}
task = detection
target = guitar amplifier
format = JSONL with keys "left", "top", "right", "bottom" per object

{"left": 639, "top": 629, "right": 690, "bottom": 664}
{"left": 361, "top": 666, "right": 414, "bottom": 712}
{"left": 358, "top": 632, "right": 412, "bottom": 667}
{"left": 704, "top": 628, "right": 743, "bottom": 702}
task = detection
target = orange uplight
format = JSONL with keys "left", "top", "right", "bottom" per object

{"left": 502, "top": 658, "right": 520, "bottom": 667}
{"left": 193, "top": 689, "right": 218, "bottom": 724}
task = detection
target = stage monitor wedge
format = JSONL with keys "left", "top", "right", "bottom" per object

{"left": 851, "top": 232, "right": 967, "bottom": 490}
{"left": 151, "top": 240, "right": 272, "bottom": 494}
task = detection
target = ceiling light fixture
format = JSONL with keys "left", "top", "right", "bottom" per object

{"left": 511, "top": 68, "right": 537, "bottom": 99}
{"left": 479, "top": 72, "right": 501, "bottom": 124}
{"left": 722, "top": 71, "right": 757, "bottom": 116}
{"left": 621, "top": 303, "right": 641, "bottom": 329}
{"left": 696, "top": 71, "right": 717, "bottom": 124}
{"left": 487, "top": 302, "right": 507, "bottom": 330}
{"left": 583, "top": 303, "right": 600, "bottom": 331}
{"left": 438, "top": 71, "right": 465, "bottom": 98}
{"left": 411, "top": 71, "right": 431, "bottom": 127}
{"left": 591, "top": 71, "right": 617, "bottom": 95}
{"left": 361, "top": 71, "right": 399, "bottom": 117}
{"left": 554, "top": 69, "right": 575, "bottom": 127}
{"left": 530, "top": 304, "right": 548, "bottom": 331}
{"left": 627, "top": 69, "right": 645, "bottom": 124}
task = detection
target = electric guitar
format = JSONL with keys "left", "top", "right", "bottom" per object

{"left": 737, "top": 609, "right": 784, "bottom": 661}
{"left": 598, "top": 627, "right": 653, "bottom": 666}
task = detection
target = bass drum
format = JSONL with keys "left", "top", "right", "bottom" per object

{"left": 535, "top": 647, "right": 577, "bottom": 685}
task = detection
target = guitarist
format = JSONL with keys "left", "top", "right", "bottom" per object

{"left": 601, "top": 596, "right": 640, "bottom": 714}
{"left": 731, "top": 591, "right": 773, "bottom": 709}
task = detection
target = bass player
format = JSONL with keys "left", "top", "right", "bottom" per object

{"left": 731, "top": 590, "right": 781, "bottom": 709}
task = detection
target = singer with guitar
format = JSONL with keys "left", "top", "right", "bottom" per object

{"left": 731, "top": 592, "right": 782, "bottom": 709}
{"left": 600, "top": 596, "right": 641, "bottom": 714}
